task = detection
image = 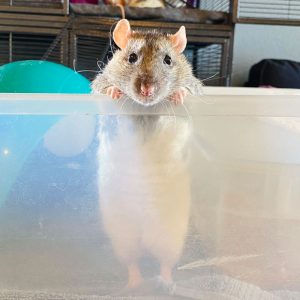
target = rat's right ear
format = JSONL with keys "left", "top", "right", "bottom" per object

{"left": 113, "top": 19, "right": 131, "bottom": 49}
{"left": 170, "top": 26, "right": 187, "bottom": 54}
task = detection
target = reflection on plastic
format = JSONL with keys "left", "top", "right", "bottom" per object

{"left": 44, "top": 115, "right": 96, "bottom": 157}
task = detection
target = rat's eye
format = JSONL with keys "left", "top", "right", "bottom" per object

{"left": 129, "top": 53, "right": 138, "bottom": 64}
{"left": 164, "top": 55, "right": 172, "bottom": 65}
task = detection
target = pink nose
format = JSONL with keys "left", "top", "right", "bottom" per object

{"left": 140, "top": 83, "right": 154, "bottom": 97}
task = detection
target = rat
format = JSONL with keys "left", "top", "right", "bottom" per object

{"left": 92, "top": 19, "right": 202, "bottom": 293}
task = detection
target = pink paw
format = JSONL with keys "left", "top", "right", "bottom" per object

{"left": 107, "top": 86, "right": 123, "bottom": 100}
{"left": 169, "top": 88, "right": 187, "bottom": 105}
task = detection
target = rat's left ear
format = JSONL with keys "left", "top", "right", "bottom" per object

{"left": 113, "top": 19, "right": 132, "bottom": 49}
{"left": 170, "top": 26, "right": 187, "bottom": 54}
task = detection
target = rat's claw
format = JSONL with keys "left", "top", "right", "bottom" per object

{"left": 107, "top": 86, "right": 123, "bottom": 100}
{"left": 169, "top": 88, "right": 187, "bottom": 105}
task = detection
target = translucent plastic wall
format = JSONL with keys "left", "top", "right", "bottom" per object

{"left": 0, "top": 88, "right": 300, "bottom": 299}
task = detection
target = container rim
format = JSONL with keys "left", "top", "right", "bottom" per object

{"left": 1, "top": 87, "right": 300, "bottom": 117}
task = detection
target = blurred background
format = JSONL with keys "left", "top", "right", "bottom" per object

{"left": 0, "top": 0, "right": 300, "bottom": 88}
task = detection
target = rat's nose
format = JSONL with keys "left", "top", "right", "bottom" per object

{"left": 140, "top": 83, "right": 154, "bottom": 97}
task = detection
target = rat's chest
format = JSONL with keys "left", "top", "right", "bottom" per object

{"left": 97, "top": 116, "right": 190, "bottom": 190}
{"left": 98, "top": 115, "right": 189, "bottom": 164}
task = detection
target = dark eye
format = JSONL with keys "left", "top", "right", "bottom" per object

{"left": 164, "top": 55, "right": 172, "bottom": 65}
{"left": 129, "top": 53, "right": 138, "bottom": 63}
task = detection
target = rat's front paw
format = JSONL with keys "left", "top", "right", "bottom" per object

{"left": 107, "top": 86, "right": 123, "bottom": 100}
{"left": 169, "top": 88, "right": 187, "bottom": 105}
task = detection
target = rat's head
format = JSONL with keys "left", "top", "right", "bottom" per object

{"left": 111, "top": 19, "right": 187, "bottom": 106}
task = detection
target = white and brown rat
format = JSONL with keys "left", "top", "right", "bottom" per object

{"left": 92, "top": 19, "right": 202, "bottom": 293}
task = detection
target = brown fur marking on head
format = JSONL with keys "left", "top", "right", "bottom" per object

{"left": 129, "top": 31, "right": 170, "bottom": 78}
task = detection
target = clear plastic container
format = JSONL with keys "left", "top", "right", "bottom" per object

{"left": 1, "top": 87, "right": 300, "bottom": 299}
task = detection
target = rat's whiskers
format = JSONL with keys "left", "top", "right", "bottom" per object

{"left": 119, "top": 97, "right": 128, "bottom": 115}
{"left": 161, "top": 100, "right": 172, "bottom": 122}
{"left": 182, "top": 102, "right": 192, "bottom": 122}
{"left": 167, "top": 100, "right": 177, "bottom": 127}
{"left": 72, "top": 58, "right": 101, "bottom": 75}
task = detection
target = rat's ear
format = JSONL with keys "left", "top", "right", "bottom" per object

{"left": 170, "top": 26, "right": 187, "bottom": 54}
{"left": 113, "top": 19, "right": 132, "bottom": 49}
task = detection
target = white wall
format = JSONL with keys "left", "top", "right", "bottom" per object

{"left": 232, "top": 24, "right": 300, "bottom": 86}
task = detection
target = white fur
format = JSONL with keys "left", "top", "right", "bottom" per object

{"left": 98, "top": 115, "right": 191, "bottom": 268}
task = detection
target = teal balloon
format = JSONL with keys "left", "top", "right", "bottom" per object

{"left": 0, "top": 60, "right": 91, "bottom": 93}
{"left": 0, "top": 60, "right": 92, "bottom": 206}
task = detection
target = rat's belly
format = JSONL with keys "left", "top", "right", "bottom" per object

{"left": 97, "top": 116, "right": 191, "bottom": 256}
{"left": 97, "top": 115, "right": 190, "bottom": 204}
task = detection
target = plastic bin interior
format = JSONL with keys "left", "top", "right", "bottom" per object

{"left": 0, "top": 87, "right": 300, "bottom": 299}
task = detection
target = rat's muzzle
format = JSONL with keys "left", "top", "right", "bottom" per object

{"left": 140, "top": 82, "right": 154, "bottom": 97}
{"left": 133, "top": 75, "right": 160, "bottom": 105}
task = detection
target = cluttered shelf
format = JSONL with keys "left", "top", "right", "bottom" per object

{"left": 0, "top": 0, "right": 234, "bottom": 86}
